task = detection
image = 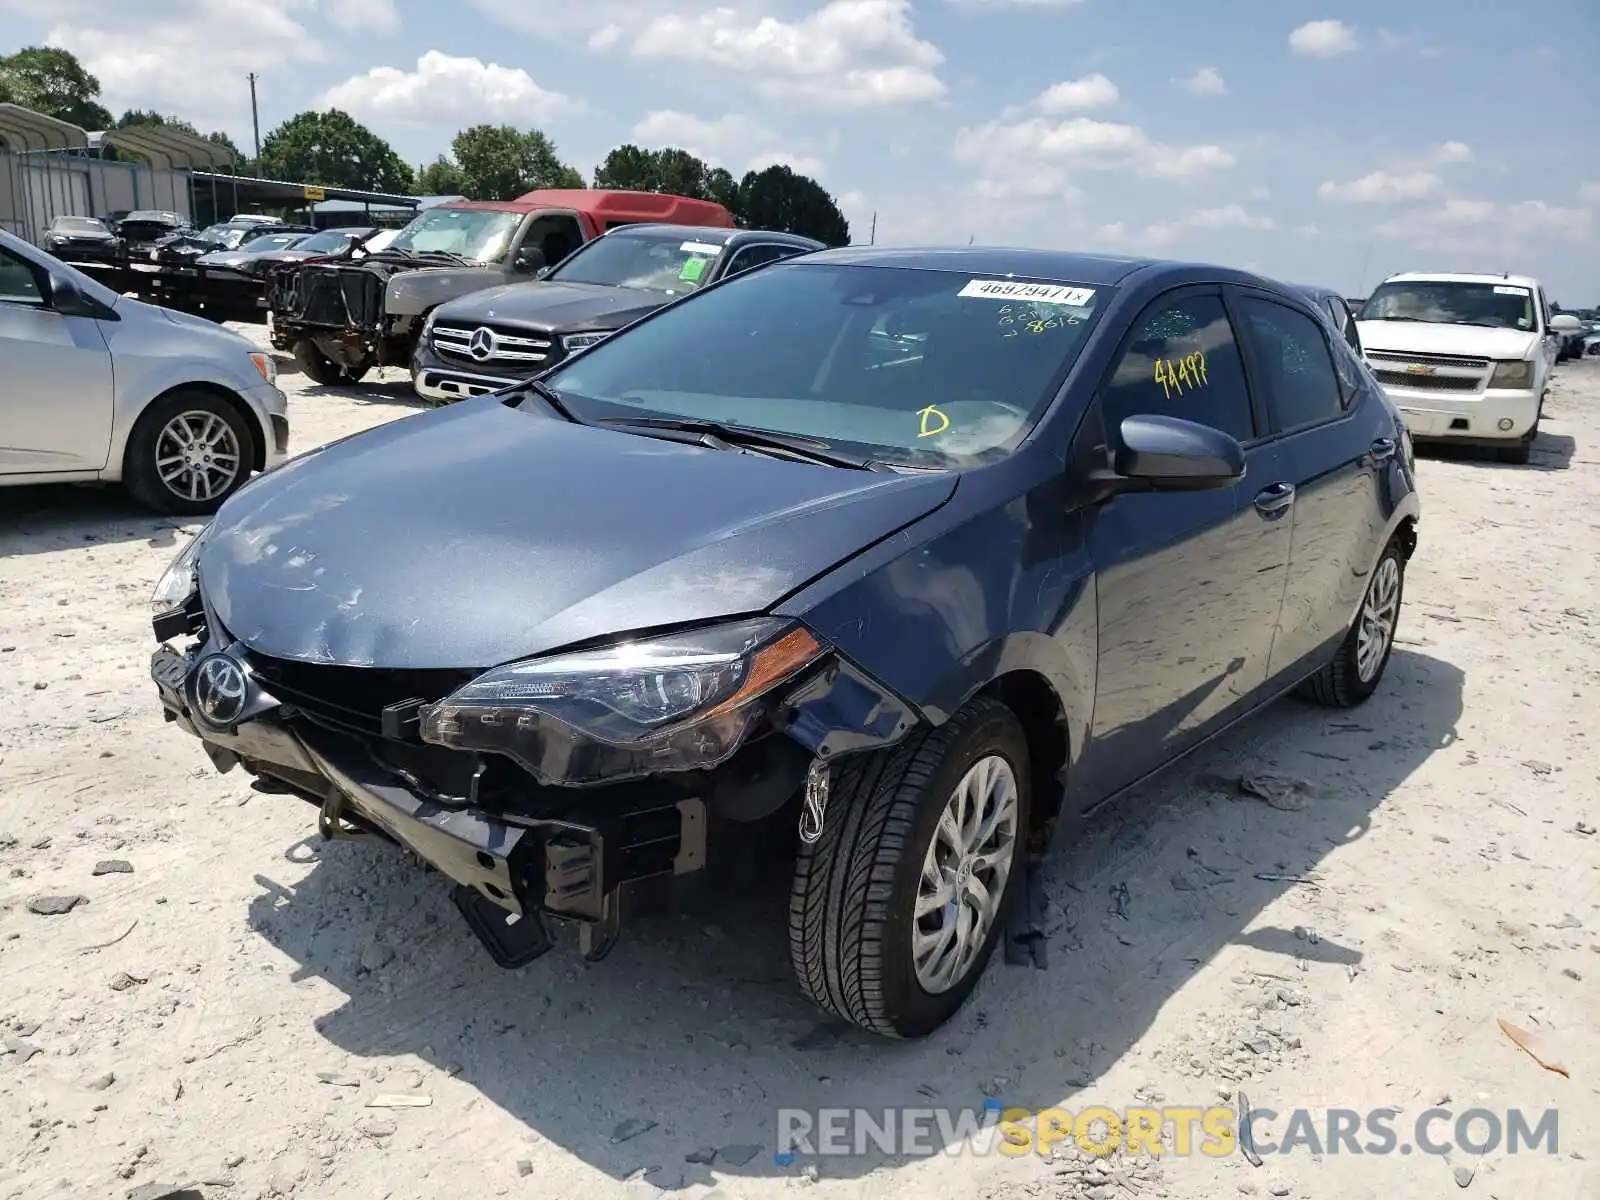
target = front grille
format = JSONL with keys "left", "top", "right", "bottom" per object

{"left": 1373, "top": 370, "right": 1482, "bottom": 392}
{"left": 244, "top": 652, "right": 472, "bottom": 740}
{"left": 431, "top": 322, "right": 560, "bottom": 369}
{"left": 1367, "top": 350, "right": 1490, "bottom": 369}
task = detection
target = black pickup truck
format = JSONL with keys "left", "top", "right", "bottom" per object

{"left": 410, "top": 223, "right": 823, "bottom": 403}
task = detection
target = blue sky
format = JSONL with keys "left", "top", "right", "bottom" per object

{"left": 5, "top": 0, "right": 1597, "bottom": 300}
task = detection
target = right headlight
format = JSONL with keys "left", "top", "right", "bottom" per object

{"left": 1488, "top": 359, "right": 1533, "bottom": 389}
{"left": 150, "top": 525, "right": 210, "bottom": 614}
{"left": 419, "top": 617, "right": 828, "bottom": 785}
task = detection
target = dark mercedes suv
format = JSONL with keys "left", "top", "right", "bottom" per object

{"left": 148, "top": 247, "right": 1418, "bottom": 1038}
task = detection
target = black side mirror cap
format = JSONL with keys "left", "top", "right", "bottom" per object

{"left": 514, "top": 246, "right": 547, "bottom": 274}
{"left": 47, "top": 272, "right": 97, "bottom": 318}
{"left": 1112, "top": 413, "right": 1246, "bottom": 491}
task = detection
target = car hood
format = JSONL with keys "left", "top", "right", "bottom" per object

{"left": 1356, "top": 320, "right": 1539, "bottom": 360}
{"left": 197, "top": 400, "right": 957, "bottom": 669}
{"left": 197, "top": 251, "right": 257, "bottom": 268}
{"left": 436, "top": 280, "right": 672, "bottom": 331}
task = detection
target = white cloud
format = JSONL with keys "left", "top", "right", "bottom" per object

{"left": 1578, "top": 182, "right": 1600, "bottom": 202}
{"left": 325, "top": 0, "right": 397, "bottom": 32}
{"left": 1100, "top": 205, "right": 1277, "bottom": 251}
{"left": 1177, "top": 66, "right": 1226, "bottom": 96}
{"left": 954, "top": 114, "right": 1237, "bottom": 189}
{"left": 1431, "top": 140, "right": 1472, "bottom": 165}
{"left": 40, "top": 0, "right": 330, "bottom": 118}
{"left": 1375, "top": 198, "right": 1593, "bottom": 252}
{"left": 321, "top": 51, "right": 577, "bottom": 129}
{"left": 630, "top": 109, "right": 825, "bottom": 176}
{"left": 1034, "top": 73, "right": 1119, "bottom": 111}
{"left": 1289, "top": 19, "right": 1358, "bottom": 57}
{"left": 1297, "top": 223, "right": 1323, "bottom": 236}
{"left": 619, "top": 0, "right": 945, "bottom": 108}
{"left": 1317, "top": 169, "right": 1441, "bottom": 203}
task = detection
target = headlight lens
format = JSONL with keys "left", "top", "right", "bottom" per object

{"left": 248, "top": 351, "right": 277, "bottom": 384}
{"left": 421, "top": 308, "right": 437, "bottom": 338}
{"left": 150, "top": 524, "right": 211, "bottom": 613}
{"left": 420, "top": 618, "right": 828, "bottom": 785}
{"left": 1488, "top": 359, "right": 1533, "bottom": 388}
{"left": 562, "top": 331, "right": 610, "bottom": 353}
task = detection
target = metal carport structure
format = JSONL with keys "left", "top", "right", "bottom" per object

{"left": 98, "top": 124, "right": 239, "bottom": 220}
{"left": 188, "top": 172, "right": 423, "bottom": 227}
{"left": 0, "top": 102, "right": 89, "bottom": 241}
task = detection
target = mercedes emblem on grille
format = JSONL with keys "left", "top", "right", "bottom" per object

{"left": 468, "top": 327, "right": 496, "bottom": 361}
{"left": 193, "top": 654, "right": 247, "bottom": 728}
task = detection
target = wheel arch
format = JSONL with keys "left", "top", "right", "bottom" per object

{"left": 129, "top": 381, "right": 266, "bottom": 473}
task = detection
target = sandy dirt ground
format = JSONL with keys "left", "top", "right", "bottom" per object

{"left": 1, "top": 333, "right": 1596, "bottom": 1200}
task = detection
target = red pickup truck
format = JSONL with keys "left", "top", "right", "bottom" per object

{"left": 267, "top": 189, "right": 735, "bottom": 385}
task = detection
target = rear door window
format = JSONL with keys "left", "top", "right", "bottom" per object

{"left": 723, "top": 244, "right": 800, "bottom": 278}
{"left": 1102, "top": 291, "right": 1256, "bottom": 444}
{"left": 1237, "top": 295, "right": 1346, "bottom": 433}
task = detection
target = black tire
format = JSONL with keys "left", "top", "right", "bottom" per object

{"left": 788, "top": 695, "right": 1031, "bottom": 1038}
{"left": 1300, "top": 539, "right": 1406, "bottom": 708}
{"left": 123, "top": 389, "right": 257, "bottom": 516}
{"left": 293, "top": 338, "right": 369, "bottom": 386}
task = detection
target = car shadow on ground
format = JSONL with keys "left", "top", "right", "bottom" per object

{"left": 0, "top": 486, "right": 193, "bottom": 558}
{"left": 245, "top": 649, "right": 1463, "bottom": 1187}
{"left": 1416, "top": 428, "right": 1576, "bottom": 472}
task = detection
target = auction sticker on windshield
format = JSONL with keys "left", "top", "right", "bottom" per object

{"left": 681, "top": 241, "right": 723, "bottom": 255}
{"left": 1494, "top": 286, "right": 1529, "bottom": 296}
{"left": 959, "top": 280, "right": 1096, "bottom": 306}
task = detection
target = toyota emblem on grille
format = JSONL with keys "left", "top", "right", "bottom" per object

{"left": 193, "top": 654, "right": 247, "bottom": 727}
{"left": 468, "top": 327, "right": 496, "bottom": 361}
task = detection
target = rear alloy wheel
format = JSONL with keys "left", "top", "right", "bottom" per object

{"left": 293, "top": 338, "right": 369, "bottom": 386}
{"left": 1300, "top": 541, "right": 1405, "bottom": 708}
{"left": 124, "top": 390, "right": 255, "bottom": 516}
{"left": 788, "top": 696, "right": 1030, "bottom": 1038}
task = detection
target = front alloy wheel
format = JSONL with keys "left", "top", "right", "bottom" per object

{"left": 789, "top": 696, "right": 1031, "bottom": 1038}
{"left": 913, "top": 755, "right": 1020, "bottom": 994}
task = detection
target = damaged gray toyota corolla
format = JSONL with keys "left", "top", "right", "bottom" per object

{"left": 148, "top": 247, "right": 1417, "bottom": 1038}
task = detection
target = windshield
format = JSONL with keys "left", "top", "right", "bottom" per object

{"left": 53, "top": 217, "right": 106, "bottom": 234}
{"left": 240, "top": 233, "right": 308, "bottom": 254}
{"left": 389, "top": 208, "right": 520, "bottom": 261}
{"left": 125, "top": 211, "right": 181, "bottom": 225}
{"left": 292, "top": 230, "right": 356, "bottom": 255}
{"left": 543, "top": 263, "right": 1107, "bottom": 468}
{"left": 1359, "top": 281, "right": 1536, "bottom": 331}
{"left": 549, "top": 231, "right": 729, "bottom": 294}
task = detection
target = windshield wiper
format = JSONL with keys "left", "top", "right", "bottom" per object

{"left": 595, "top": 415, "right": 890, "bottom": 471}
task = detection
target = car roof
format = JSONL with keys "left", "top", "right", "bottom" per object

{"left": 1379, "top": 270, "right": 1542, "bottom": 289}
{"left": 1291, "top": 283, "right": 1347, "bottom": 306}
{"left": 601, "top": 223, "right": 824, "bottom": 250}
{"left": 791, "top": 246, "right": 1298, "bottom": 292}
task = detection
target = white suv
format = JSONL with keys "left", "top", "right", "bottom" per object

{"left": 1355, "top": 272, "right": 1559, "bottom": 464}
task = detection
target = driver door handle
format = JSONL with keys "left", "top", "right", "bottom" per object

{"left": 1253, "top": 481, "right": 1296, "bottom": 517}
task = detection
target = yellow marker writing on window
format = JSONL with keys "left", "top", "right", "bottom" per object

{"left": 917, "top": 405, "right": 951, "bottom": 437}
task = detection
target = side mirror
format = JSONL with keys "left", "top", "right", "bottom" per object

{"left": 514, "top": 245, "right": 547, "bottom": 275}
{"left": 47, "top": 272, "right": 95, "bottom": 317}
{"left": 1549, "top": 314, "right": 1582, "bottom": 332}
{"left": 1112, "top": 414, "right": 1245, "bottom": 491}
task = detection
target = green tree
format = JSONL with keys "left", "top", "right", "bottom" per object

{"left": 451, "top": 125, "right": 582, "bottom": 200}
{"left": 736, "top": 164, "right": 850, "bottom": 245}
{"left": 592, "top": 144, "right": 660, "bottom": 191}
{"left": 0, "top": 46, "right": 113, "bottom": 129}
{"left": 416, "top": 156, "right": 465, "bottom": 196}
{"left": 259, "top": 109, "right": 413, "bottom": 193}
{"left": 703, "top": 166, "right": 739, "bottom": 214}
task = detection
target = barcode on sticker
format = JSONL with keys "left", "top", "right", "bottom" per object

{"left": 681, "top": 241, "right": 723, "bottom": 254}
{"left": 959, "top": 279, "right": 1096, "bottom": 306}
{"left": 1493, "top": 285, "right": 1528, "bottom": 295}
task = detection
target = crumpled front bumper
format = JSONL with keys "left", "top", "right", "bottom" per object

{"left": 150, "top": 642, "right": 705, "bottom": 933}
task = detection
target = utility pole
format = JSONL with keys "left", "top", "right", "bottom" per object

{"left": 247, "top": 73, "right": 261, "bottom": 167}
{"left": 869, "top": 211, "right": 876, "bottom": 245}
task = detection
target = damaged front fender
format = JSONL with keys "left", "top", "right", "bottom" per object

{"left": 778, "top": 654, "right": 924, "bottom": 763}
